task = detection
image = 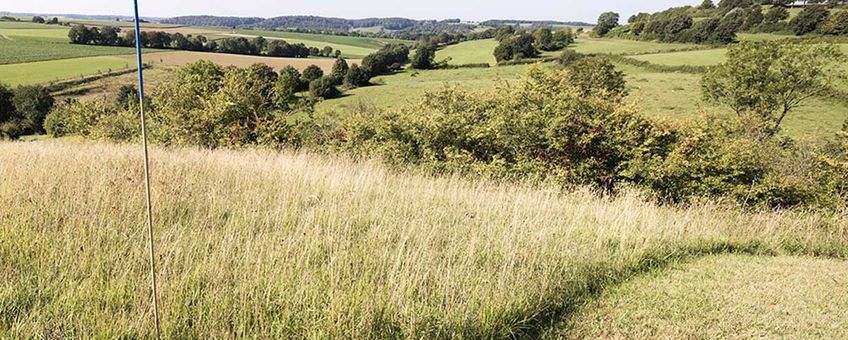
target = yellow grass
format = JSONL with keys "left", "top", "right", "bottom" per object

{"left": 1, "top": 141, "right": 846, "bottom": 338}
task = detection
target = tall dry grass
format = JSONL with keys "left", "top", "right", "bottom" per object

{"left": 1, "top": 141, "right": 846, "bottom": 338}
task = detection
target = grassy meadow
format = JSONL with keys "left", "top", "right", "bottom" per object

{"left": 435, "top": 39, "right": 499, "bottom": 65}
{"left": 1, "top": 142, "right": 846, "bottom": 338}
{"left": 569, "top": 37, "right": 704, "bottom": 55}
{"left": 0, "top": 22, "right": 138, "bottom": 65}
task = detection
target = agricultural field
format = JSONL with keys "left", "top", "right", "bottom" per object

{"left": 561, "top": 254, "right": 848, "bottom": 339}
{"left": 0, "top": 22, "right": 138, "bottom": 65}
{"left": 0, "top": 56, "right": 134, "bottom": 86}
{"left": 435, "top": 39, "right": 499, "bottom": 65}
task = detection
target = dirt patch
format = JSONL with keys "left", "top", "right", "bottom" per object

{"left": 123, "top": 51, "right": 359, "bottom": 72}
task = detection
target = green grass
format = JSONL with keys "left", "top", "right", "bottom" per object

{"left": 435, "top": 39, "right": 498, "bottom": 65}
{"left": 629, "top": 48, "right": 727, "bottom": 66}
{"left": 620, "top": 63, "right": 848, "bottom": 139}
{"left": 0, "top": 22, "right": 138, "bottom": 65}
{"left": 317, "top": 64, "right": 531, "bottom": 115}
{"left": 569, "top": 37, "right": 703, "bottom": 55}
{"left": 1, "top": 142, "right": 845, "bottom": 338}
{"left": 0, "top": 56, "right": 134, "bottom": 86}
{"left": 560, "top": 254, "right": 848, "bottom": 339}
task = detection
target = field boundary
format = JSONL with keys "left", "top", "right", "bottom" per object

{"left": 605, "top": 54, "right": 710, "bottom": 74}
{"left": 46, "top": 64, "right": 149, "bottom": 94}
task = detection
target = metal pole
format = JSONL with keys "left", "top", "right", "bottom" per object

{"left": 132, "top": 1, "right": 161, "bottom": 338}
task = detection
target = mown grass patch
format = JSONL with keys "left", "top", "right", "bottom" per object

{"left": 559, "top": 254, "right": 848, "bottom": 339}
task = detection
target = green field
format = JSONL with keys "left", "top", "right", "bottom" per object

{"left": 570, "top": 37, "right": 703, "bottom": 55}
{"left": 0, "top": 22, "right": 137, "bottom": 65}
{"left": 620, "top": 63, "right": 848, "bottom": 138}
{"left": 317, "top": 64, "right": 529, "bottom": 115}
{"left": 0, "top": 56, "right": 134, "bottom": 86}
{"left": 435, "top": 39, "right": 498, "bottom": 65}
{"left": 562, "top": 255, "right": 848, "bottom": 339}
{"left": 630, "top": 48, "right": 727, "bottom": 66}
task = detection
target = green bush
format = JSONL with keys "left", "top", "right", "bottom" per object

{"left": 309, "top": 76, "right": 341, "bottom": 99}
{"left": 346, "top": 65, "right": 673, "bottom": 192}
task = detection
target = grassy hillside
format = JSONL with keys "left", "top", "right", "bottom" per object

{"left": 570, "top": 37, "right": 704, "bottom": 55}
{"left": 1, "top": 142, "right": 846, "bottom": 338}
{"left": 435, "top": 39, "right": 498, "bottom": 65}
{"left": 560, "top": 254, "right": 848, "bottom": 339}
{"left": 630, "top": 48, "right": 727, "bottom": 66}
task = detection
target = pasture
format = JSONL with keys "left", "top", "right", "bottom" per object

{"left": 569, "top": 37, "right": 704, "bottom": 55}
{"left": 562, "top": 254, "right": 848, "bottom": 339}
{"left": 0, "top": 56, "right": 133, "bottom": 86}
{"left": 435, "top": 39, "right": 499, "bottom": 65}
{"left": 1, "top": 142, "right": 845, "bottom": 338}
{"left": 629, "top": 48, "right": 727, "bottom": 66}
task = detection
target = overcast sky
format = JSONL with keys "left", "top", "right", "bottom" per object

{"left": 3, "top": 0, "right": 698, "bottom": 23}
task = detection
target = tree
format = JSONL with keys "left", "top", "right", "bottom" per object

{"left": 98, "top": 26, "right": 120, "bottom": 45}
{"left": 699, "top": 0, "right": 716, "bottom": 9}
{"left": 31, "top": 16, "right": 45, "bottom": 24}
{"left": 330, "top": 57, "right": 349, "bottom": 84}
{"left": 343, "top": 64, "right": 370, "bottom": 88}
{"left": 309, "top": 76, "right": 341, "bottom": 99}
{"left": 115, "top": 84, "right": 139, "bottom": 109}
{"left": 702, "top": 41, "right": 845, "bottom": 136}
{"left": 595, "top": 12, "right": 620, "bottom": 36}
{"left": 321, "top": 46, "right": 334, "bottom": 57}
{"left": 274, "top": 66, "right": 303, "bottom": 107}
{"left": 820, "top": 10, "right": 848, "bottom": 35}
{"left": 0, "top": 83, "right": 14, "bottom": 126}
{"left": 411, "top": 42, "right": 436, "bottom": 69}
{"left": 563, "top": 57, "right": 628, "bottom": 100}
{"left": 764, "top": 6, "right": 790, "bottom": 24}
{"left": 68, "top": 24, "right": 92, "bottom": 44}
{"left": 533, "top": 28, "right": 555, "bottom": 51}
{"left": 790, "top": 5, "right": 830, "bottom": 35}
{"left": 302, "top": 65, "right": 324, "bottom": 83}
{"left": 552, "top": 28, "right": 575, "bottom": 49}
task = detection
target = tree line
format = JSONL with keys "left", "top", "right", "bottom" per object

{"left": 67, "top": 24, "right": 343, "bottom": 58}
{"left": 493, "top": 26, "right": 576, "bottom": 63}
{"left": 597, "top": 0, "right": 848, "bottom": 44}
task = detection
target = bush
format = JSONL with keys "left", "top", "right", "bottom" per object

{"left": 790, "top": 5, "right": 829, "bottom": 36}
{"left": 302, "top": 65, "right": 324, "bottom": 83}
{"left": 0, "top": 83, "right": 55, "bottom": 138}
{"left": 309, "top": 76, "right": 342, "bottom": 99}
{"left": 346, "top": 65, "right": 672, "bottom": 192}
{"left": 557, "top": 50, "right": 584, "bottom": 66}
{"left": 343, "top": 64, "right": 370, "bottom": 88}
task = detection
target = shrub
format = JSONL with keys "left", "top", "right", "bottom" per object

{"left": 790, "top": 5, "right": 829, "bottom": 36}
{"left": 302, "top": 65, "right": 324, "bottom": 83}
{"left": 330, "top": 57, "right": 349, "bottom": 84}
{"left": 309, "top": 76, "right": 342, "bottom": 99}
{"left": 343, "top": 64, "right": 370, "bottom": 88}
{"left": 557, "top": 50, "right": 584, "bottom": 66}
{"left": 346, "top": 65, "right": 673, "bottom": 192}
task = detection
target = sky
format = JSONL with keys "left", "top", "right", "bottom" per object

{"left": 3, "top": 0, "right": 698, "bottom": 23}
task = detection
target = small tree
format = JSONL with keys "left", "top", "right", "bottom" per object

{"left": 343, "top": 64, "right": 370, "bottom": 88}
{"left": 763, "top": 6, "right": 789, "bottom": 24}
{"left": 301, "top": 65, "right": 324, "bottom": 83}
{"left": 790, "top": 5, "right": 830, "bottom": 35}
{"left": 702, "top": 41, "right": 845, "bottom": 136}
{"left": 533, "top": 28, "right": 554, "bottom": 51}
{"left": 309, "top": 76, "right": 341, "bottom": 99}
{"left": 698, "top": 0, "right": 716, "bottom": 10}
{"left": 595, "top": 12, "right": 620, "bottom": 36}
{"left": 31, "top": 16, "right": 45, "bottom": 24}
{"left": 411, "top": 42, "right": 436, "bottom": 69}
{"left": 330, "top": 57, "right": 349, "bottom": 84}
